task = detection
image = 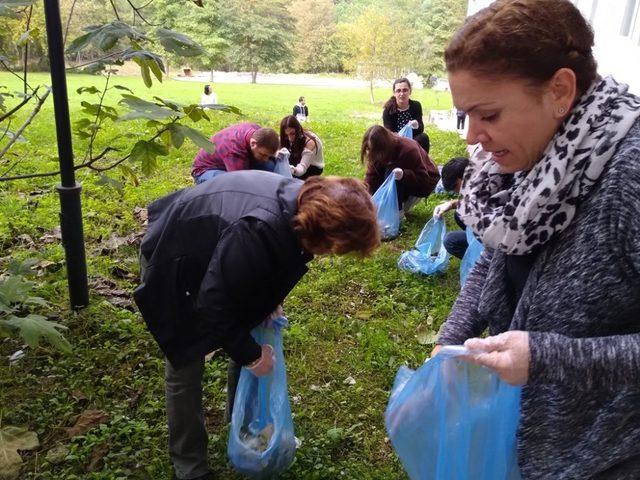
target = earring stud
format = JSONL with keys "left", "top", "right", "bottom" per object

{"left": 558, "top": 107, "right": 566, "bottom": 115}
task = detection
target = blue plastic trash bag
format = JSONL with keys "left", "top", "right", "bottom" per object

{"left": 385, "top": 346, "right": 522, "bottom": 480}
{"left": 372, "top": 172, "right": 400, "bottom": 240}
{"left": 398, "top": 217, "right": 449, "bottom": 275}
{"left": 460, "top": 226, "right": 484, "bottom": 286}
{"left": 228, "top": 316, "right": 296, "bottom": 478}
{"left": 273, "top": 150, "right": 293, "bottom": 178}
{"left": 434, "top": 165, "right": 446, "bottom": 194}
{"left": 398, "top": 122, "right": 414, "bottom": 139}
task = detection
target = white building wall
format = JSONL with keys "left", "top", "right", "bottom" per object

{"left": 465, "top": 0, "right": 640, "bottom": 94}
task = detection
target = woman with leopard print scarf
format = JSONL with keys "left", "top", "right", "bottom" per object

{"left": 430, "top": 0, "right": 640, "bottom": 479}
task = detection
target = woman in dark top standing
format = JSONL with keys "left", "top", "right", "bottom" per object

{"left": 382, "top": 78, "right": 430, "bottom": 153}
{"left": 361, "top": 125, "right": 439, "bottom": 211}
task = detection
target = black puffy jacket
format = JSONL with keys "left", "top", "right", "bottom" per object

{"left": 134, "top": 171, "right": 312, "bottom": 368}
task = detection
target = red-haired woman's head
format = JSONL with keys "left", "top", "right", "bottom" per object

{"left": 293, "top": 176, "right": 380, "bottom": 257}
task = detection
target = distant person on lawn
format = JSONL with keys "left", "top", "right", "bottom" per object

{"left": 292, "top": 96, "right": 308, "bottom": 122}
{"left": 191, "top": 123, "right": 279, "bottom": 184}
{"left": 199, "top": 84, "right": 218, "bottom": 108}
{"left": 134, "top": 171, "right": 380, "bottom": 480}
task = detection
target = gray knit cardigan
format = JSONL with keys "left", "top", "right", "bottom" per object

{"left": 438, "top": 119, "right": 640, "bottom": 479}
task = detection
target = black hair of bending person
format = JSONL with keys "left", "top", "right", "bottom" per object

{"left": 441, "top": 157, "right": 469, "bottom": 192}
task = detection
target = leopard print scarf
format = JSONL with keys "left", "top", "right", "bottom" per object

{"left": 459, "top": 76, "right": 640, "bottom": 255}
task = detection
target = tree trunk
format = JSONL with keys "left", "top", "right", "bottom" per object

{"left": 251, "top": 70, "right": 257, "bottom": 84}
{"left": 369, "top": 76, "right": 375, "bottom": 104}
{"left": 210, "top": 68, "right": 214, "bottom": 82}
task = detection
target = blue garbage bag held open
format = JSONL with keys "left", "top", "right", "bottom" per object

{"left": 228, "top": 316, "right": 296, "bottom": 478}
{"left": 372, "top": 172, "right": 400, "bottom": 240}
{"left": 398, "top": 122, "right": 414, "bottom": 139}
{"left": 273, "top": 150, "right": 293, "bottom": 178}
{"left": 385, "top": 346, "right": 522, "bottom": 480}
{"left": 398, "top": 217, "right": 449, "bottom": 275}
{"left": 460, "top": 226, "right": 484, "bottom": 286}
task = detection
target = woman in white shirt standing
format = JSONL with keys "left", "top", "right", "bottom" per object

{"left": 279, "top": 115, "right": 324, "bottom": 180}
{"left": 199, "top": 84, "right": 218, "bottom": 108}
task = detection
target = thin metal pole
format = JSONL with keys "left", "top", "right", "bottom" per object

{"left": 43, "top": 0, "right": 89, "bottom": 309}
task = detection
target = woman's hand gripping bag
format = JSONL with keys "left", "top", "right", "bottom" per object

{"left": 398, "top": 217, "right": 449, "bottom": 275}
{"left": 228, "top": 316, "right": 296, "bottom": 478}
{"left": 460, "top": 226, "right": 484, "bottom": 286}
{"left": 385, "top": 346, "right": 522, "bottom": 480}
{"left": 372, "top": 172, "right": 400, "bottom": 240}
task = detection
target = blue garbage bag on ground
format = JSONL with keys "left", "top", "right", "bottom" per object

{"left": 228, "top": 316, "right": 296, "bottom": 478}
{"left": 460, "top": 226, "right": 484, "bottom": 286}
{"left": 385, "top": 346, "right": 522, "bottom": 480}
{"left": 273, "top": 150, "right": 293, "bottom": 178}
{"left": 398, "top": 123, "right": 414, "bottom": 139}
{"left": 398, "top": 217, "right": 449, "bottom": 275}
{"left": 372, "top": 172, "right": 400, "bottom": 240}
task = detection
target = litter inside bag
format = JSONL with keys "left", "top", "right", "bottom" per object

{"left": 372, "top": 172, "right": 400, "bottom": 240}
{"left": 460, "top": 226, "right": 484, "bottom": 286}
{"left": 228, "top": 316, "right": 297, "bottom": 478}
{"left": 398, "top": 217, "right": 449, "bottom": 275}
{"left": 385, "top": 346, "right": 522, "bottom": 480}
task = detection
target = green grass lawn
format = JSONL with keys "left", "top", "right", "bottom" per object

{"left": 0, "top": 72, "right": 466, "bottom": 479}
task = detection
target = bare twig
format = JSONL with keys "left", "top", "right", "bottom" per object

{"left": 0, "top": 60, "right": 37, "bottom": 94}
{"left": 0, "top": 88, "right": 50, "bottom": 160}
{"left": 63, "top": 0, "right": 78, "bottom": 47}
{"left": 66, "top": 50, "right": 127, "bottom": 71}
{"left": 0, "top": 119, "right": 13, "bottom": 145}
{"left": 22, "top": 6, "right": 33, "bottom": 95}
{"left": 109, "top": 0, "right": 121, "bottom": 20}
{"left": 0, "top": 94, "right": 33, "bottom": 123}
{"left": 126, "top": 0, "right": 161, "bottom": 26}
{"left": 83, "top": 72, "right": 112, "bottom": 162}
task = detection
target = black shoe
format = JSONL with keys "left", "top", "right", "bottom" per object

{"left": 172, "top": 471, "right": 215, "bottom": 480}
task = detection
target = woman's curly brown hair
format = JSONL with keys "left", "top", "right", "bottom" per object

{"left": 293, "top": 176, "right": 380, "bottom": 257}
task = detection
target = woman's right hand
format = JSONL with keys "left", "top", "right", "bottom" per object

{"left": 433, "top": 201, "right": 453, "bottom": 219}
{"left": 247, "top": 344, "right": 274, "bottom": 377}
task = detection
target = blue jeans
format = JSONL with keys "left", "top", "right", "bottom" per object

{"left": 194, "top": 169, "right": 226, "bottom": 184}
{"left": 444, "top": 211, "right": 468, "bottom": 259}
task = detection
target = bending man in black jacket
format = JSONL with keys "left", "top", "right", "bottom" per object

{"left": 134, "top": 170, "right": 380, "bottom": 480}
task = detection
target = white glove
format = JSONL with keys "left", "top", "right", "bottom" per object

{"left": 463, "top": 331, "right": 530, "bottom": 386}
{"left": 433, "top": 201, "right": 451, "bottom": 219}
{"left": 393, "top": 168, "right": 403, "bottom": 180}
{"left": 408, "top": 119, "right": 419, "bottom": 129}
{"left": 247, "top": 344, "right": 275, "bottom": 377}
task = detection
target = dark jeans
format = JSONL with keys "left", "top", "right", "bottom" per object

{"left": 444, "top": 211, "right": 468, "bottom": 259}
{"left": 297, "top": 165, "right": 323, "bottom": 180}
{"left": 456, "top": 115, "right": 466, "bottom": 130}
{"left": 165, "top": 356, "right": 241, "bottom": 479}
{"left": 414, "top": 132, "right": 430, "bottom": 153}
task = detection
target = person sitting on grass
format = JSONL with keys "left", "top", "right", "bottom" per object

{"left": 279, "top": 115, "right": 324, "bottom": 180}
{"left": 292, "top": 96, "right": 308, "bottom": 122}
{"left": 199, "top": 84, "right": 218, "bottom": 108}
{"left": 361, "top": 125, "right": 440, "bottom": 215}
{"left": 191, "top": 122, "right": 279, "bottom": 184}
{"left": 134, "top": 171, "right": 380, "bottom": 480}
